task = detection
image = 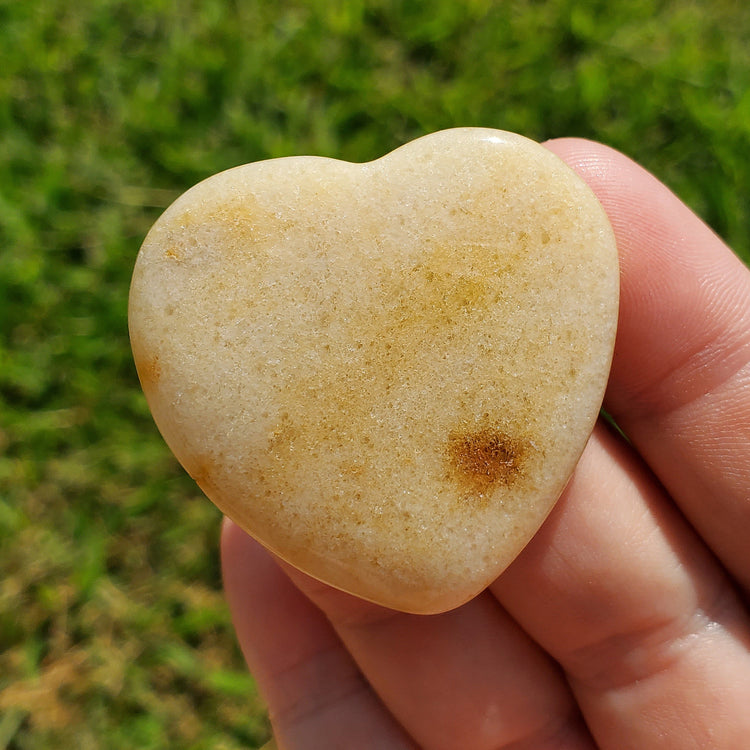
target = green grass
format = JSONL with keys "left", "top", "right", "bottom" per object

{"left": 2, "top": 0, "right": 749, "bottom": 747}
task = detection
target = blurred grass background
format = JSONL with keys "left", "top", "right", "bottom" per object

{"left": 1, "top": 0, "right": 749, "bottom": 747}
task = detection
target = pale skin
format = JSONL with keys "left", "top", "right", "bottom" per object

{"left": 220, "top": 139, "right": 750, "bottom": 749}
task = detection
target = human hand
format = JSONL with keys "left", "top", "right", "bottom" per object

{"left": 221, "top": 139, "right": 750, "bottom": 749}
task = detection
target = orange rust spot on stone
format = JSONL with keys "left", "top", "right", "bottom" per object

{"left": 446, "top": 426, "right": 527, "bottom": 497}
{"left": 136, "top": 354, "right": 162, "bottom": 389}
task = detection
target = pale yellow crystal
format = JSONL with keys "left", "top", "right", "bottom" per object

{"left": 129, "top": 128, "right": 618, "bottom": 614}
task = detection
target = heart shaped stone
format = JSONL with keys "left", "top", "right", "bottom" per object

{"left": 129, "top": 128, "right": 618, "bottom": 614}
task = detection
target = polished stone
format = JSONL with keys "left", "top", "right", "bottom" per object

{"left": 129, "top": 128, "right": 619, "bottom": 613}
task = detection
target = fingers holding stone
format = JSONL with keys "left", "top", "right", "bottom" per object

{"left": 220, "top": 520, "right": 417, "bottom": 750}
{"left": 544, "top": 138, "right": 750, "bottom": 594}
{"left": 223, "top": 518, "right": 597, "bottom": 750}
{"left": 280, "top": 562, "right": 596, "bottom": 750}
{"left": 491, "top": 423, "right": 750, "bottom": 749}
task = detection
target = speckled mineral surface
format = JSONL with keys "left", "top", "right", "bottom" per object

{"left": 129, "top": 128, "right": 619, "bottom": 614}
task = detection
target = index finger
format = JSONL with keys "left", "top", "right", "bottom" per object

{"left": 545, "top": 138, "right": 750, "bottom": 592}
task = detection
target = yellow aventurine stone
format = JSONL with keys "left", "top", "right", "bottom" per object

{"left": 129, "top": 128, "right": 619, "bottom": 614}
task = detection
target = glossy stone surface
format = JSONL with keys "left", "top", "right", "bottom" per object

{"left": 129, "top": 128, "right": 619, "bottom": 613}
